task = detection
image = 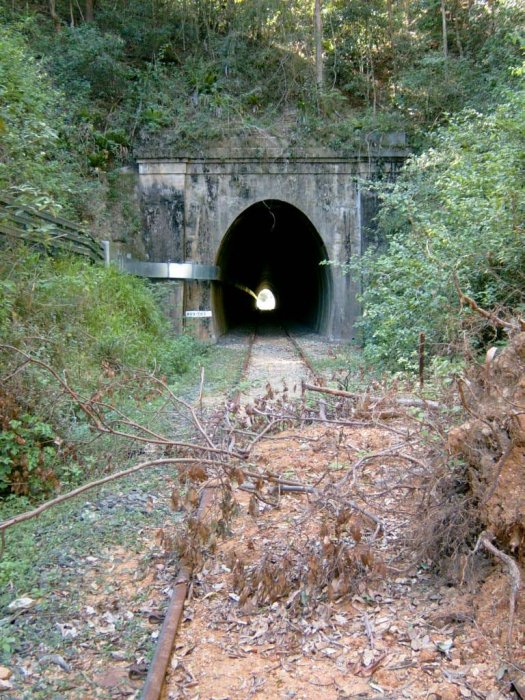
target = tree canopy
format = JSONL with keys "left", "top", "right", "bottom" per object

{"left": 0, "top": 0, "right": 524, "bottom": 367}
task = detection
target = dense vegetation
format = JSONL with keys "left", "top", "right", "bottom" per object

{"left": 1, "top": 1, "right": 523, "bottom": 216}
{"left": 0, "top": 1, "right": 524, "bottom": 500}
{"left": 355, "top": 73, "right": 525, "bottom": 370}
{"left": 0, "top": 246, "right": 203, "bottom": 497}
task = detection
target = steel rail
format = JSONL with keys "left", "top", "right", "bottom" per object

{"left": 282, "top": 327, "right": 321, "bottom": 383}
{"left": 140, "top": 327, "right": 314, "bottom": 699}
{"left": 230, "top": 326, "right": 257, "bottom": 406}
{"left": 140, "top": 487, "right": 215, "bottom": 700}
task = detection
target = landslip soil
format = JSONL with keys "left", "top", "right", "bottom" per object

{"left": 2, "top": 334, "right": 524, "bottom": 699}
{"left": 162, "top": 421, "right": 525, "bottom": 700}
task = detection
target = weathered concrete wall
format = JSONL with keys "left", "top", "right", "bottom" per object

{"left": 136, "top": 150, "right": 405, "bottom": 340}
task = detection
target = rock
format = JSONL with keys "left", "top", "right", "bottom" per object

{"left": 38, "top": 654, "right": 71, "bottom": 672}
{"left": 419, "top": 649, "right": 437, "bottom": 663}
{"left": 0, "top": 680, "right": 13, "bottom": 692}
{"left": 7, "top": 597, "right": 36, "bottom": 611}
{"left": 95, "top": 667, "right": 129, "bottom": 688}
{"left": 336, "top": 678, "right": 371, "bottom": 697}
{"left": 0, "top": 669, "right": 10, "bottom": 681}
{"left": 485, "top": 691, "right": 506, "bottom": 700}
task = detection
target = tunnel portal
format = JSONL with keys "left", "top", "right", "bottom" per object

{"left": 213, "top": 200, "right": 332, "bottom": 335}
{"left": 136, "top": 144, "right": 408, "bottom": 339}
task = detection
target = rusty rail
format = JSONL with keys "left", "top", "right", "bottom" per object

{"left": 283, "top": 327, "right": 321, "bottom": 383}
{"left": 141, "top": 327, "right": 314, "bottom": 699}
{"left": 140, "top": 487, "right": 215, "bottom": 700}
{"left": 230, "top": 326, "right": 257, "bottom": 406}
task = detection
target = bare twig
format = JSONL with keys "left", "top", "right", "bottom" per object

{"left": 198, "top": 366, "right": 205, "bottom": 414}
{"left": 2, "top": 358, "right": 30, "bottom": 382}
{"left": 363, "top": 612, "right": 375, "bottom": 649}
{"left": 0, "top": 346, "right": 236, "bottom": 458}
{"left": 477, "top": 532, "right": 521, "bottom": 646}
{"left": 419, "top": 331, "right": 425, "bottom": 391}
{"left": 301, "top": 381, "right": 441, "bottom": 410}
{"left": 250, "top": 406, "right": 412, "bottom": 435}
{"left": 338, "top": 441, "right": 421, "bottom": 486}
{"left": 0, "top": 458, "right": 230, "bottom": 536}
{"left": 135, "top": 370, "right": 218, "bottom": 450}
{"left": 238, "top": 485, "right": 278, "bottom": 507}
{"left": 245, "top": 418, "right": 280, "bottom": 451}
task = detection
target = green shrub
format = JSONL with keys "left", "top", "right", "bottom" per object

{"left": 0, "top": 245, "right": 208, "bottom": 498}
{"left": 350, "top": 75, "right": 525, "bottom": 371}
{"left": 0, "top": 26, "right": 98, "bottom": 217}
{"left": 0, "top": 413, "right": 57, "bottom": 497}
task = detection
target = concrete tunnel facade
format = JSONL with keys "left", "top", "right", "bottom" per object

{"left": 134, "top": 145, "right": 407, "bottom": 340}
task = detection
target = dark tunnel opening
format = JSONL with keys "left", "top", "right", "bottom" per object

{"left": 212, "top": 200, "right": 332, "bottom": 335}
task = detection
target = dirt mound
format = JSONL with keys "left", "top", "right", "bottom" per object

{"left": 448, "top": 332, "right": 525, "bottom": 559}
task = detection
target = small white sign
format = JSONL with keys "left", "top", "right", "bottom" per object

{"left": 185, "top": 310, "right": 212, "bottom": 318}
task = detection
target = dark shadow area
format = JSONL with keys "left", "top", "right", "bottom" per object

{"left": 213, "top": 200, "right": 332, "bottom": 335}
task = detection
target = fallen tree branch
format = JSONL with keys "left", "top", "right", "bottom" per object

{"left": 246, "top": 418, "right": 280, "bottom": 451}
{"left": 0, "top": 457, "right": 231, "bottom": 536}
{"left": 0, "top": 346, "right": 240, "bottom": 459}
{"left": 347, "top": 498, "right": 384, "bottom": 541}
{"left": 301, "top": 381, "right": 441, "bottom": 410}
{"left": 238, "top": 485, "right": 278, "bottom": 507}
{"left": 339, "top": 441, "right": 421, "bottom": 486}
{"left": 141, "top": 371, "right": 218, "bottom": 450}
{"left": 453, "top": 272, "right": 525, "bottom": 332}
{"left": 476, "top": 531, "right": 521, "bottom": 646}
{"left": 249, "top": 405, "right": 412, "bottom": 434}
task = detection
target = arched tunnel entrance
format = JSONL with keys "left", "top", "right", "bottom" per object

{"left": 212, "top": 200, "right": 332, "bottom": 335}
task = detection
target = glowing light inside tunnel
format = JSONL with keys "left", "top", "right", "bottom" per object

{"left": 255, "top": 288, "right": 276, "bottom": 311}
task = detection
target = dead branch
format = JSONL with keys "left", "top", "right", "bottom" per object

{"left": 250, "top": 405, "right": 412, "bottom": 434}
{"left": 246, "top": 418, "right": 280, "bottom": 451}
{"left": 301, "top": 381, "right": 441, "bottom": 410}
{"left": 346, "top": 498, "right": 384, "bottom": 540}
{"left": 144, "top": 371, "right": 217, "bottom": 450}
{"left": 0, "top": 457, "right": 231, "bottom": 536}
{"left": 418, "top": 331, "right": 426, "bottom": 390}
{"left": 338, "top": 440, "right": 421, "bottom": 486}
{"left": 0, "top": 346, "right": 238, "bottom": 458}
{"left": 240, "top": 469, "right": 311, "bottom": 489}
{"left": 238, "top": 485, "right": 278, "bottom": 507}
{"left": 198, "top": 366, "right": 205, "bottom": 413}
{"left": 453, "top": 272, "right": 525, "bottom": 332}
{"left": 322, "top": 493, "right": 385, "bottom": 539}
{"left": 476, "top": 532, "right": 521, "bottom": 646}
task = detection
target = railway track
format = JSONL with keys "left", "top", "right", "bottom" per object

{"left": 141, "top": 326, "right": 324, "bottom": 700}
{"left": 139, "top": 328, "right": 475, "bottom": 700}
{"left": 232, "top": 324, "right": 320, "bottom": 405}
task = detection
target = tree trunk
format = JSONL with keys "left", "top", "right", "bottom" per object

{"left": 85, "top": 0, "right": 94, "bottom": 22}
{"left": 386, "top": 0, "right": 394, "bottom": 50}
{"left": 441, "top": 0, "right": 448, "bottom": 58}
{"left": 49, "top": 0, "right": 61, "bottom": 31}
{"left": 314, "top": 0, "right": 324, "bottom": 90}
